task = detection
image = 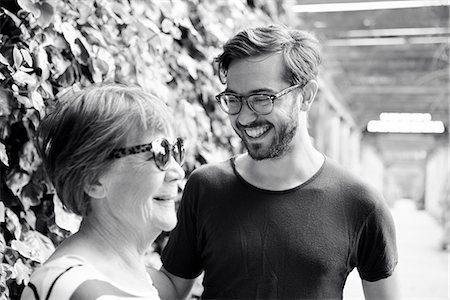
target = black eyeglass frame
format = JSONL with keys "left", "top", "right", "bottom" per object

{"left": 215, "top": 84, "right": 301, "bottom": 115}
{"left": 109, "top": 137, "right": 185, "bottom": 171}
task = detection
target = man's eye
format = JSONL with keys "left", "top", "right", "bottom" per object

{"left": 251, "top": 95, "right": 271, "bottom": 103}
{"left": 227, "top": 97, "right": 240, "bottom": 103}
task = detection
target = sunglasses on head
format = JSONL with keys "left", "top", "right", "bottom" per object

{"left": 109, "top": 137, "right": 185, "bottom": 171}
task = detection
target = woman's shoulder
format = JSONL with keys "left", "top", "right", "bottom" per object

{"left": 21, "top": 255, "right": 103, "bottom": 300}
{"left": 22, "top": 255, "right": 161, "bottom": 300}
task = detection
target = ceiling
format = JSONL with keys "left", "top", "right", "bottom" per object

{"left": 288, "top": 0, "right": 450, "bottom": 130}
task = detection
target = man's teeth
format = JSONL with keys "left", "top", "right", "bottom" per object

{"left": 244, "top": 125, "right": 270, "bottom": 138}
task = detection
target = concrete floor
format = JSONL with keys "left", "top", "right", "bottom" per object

{"left": 343, "top": 198, "right": 450, "bottom": 300}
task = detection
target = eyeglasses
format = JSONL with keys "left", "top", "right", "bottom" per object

{"left": 109, "top": 138, "right": 185, "bottom": 171}
{"left": 215, "top": 84, "right": 301, "bottom": 115}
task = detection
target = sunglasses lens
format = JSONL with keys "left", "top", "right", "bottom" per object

{"left": 153, "top": 139, "right": 171, "bottom": 170}
{"left": 174, "top": 138, "right": 185, "bottom": 164}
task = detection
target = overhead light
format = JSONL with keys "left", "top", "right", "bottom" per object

{"left": 380, "top": 113, "right": 432, "bottom": 122}
{"left": 292, "top": 0, "right": 449, "bottom": 13}
{"left": 340, "top": 27, "right": 450, "bottom": 38}
{"left": 327, "top": 37, "right": 406, "bottom": 46}
{"left": 326, "top": 36, "right": 449, "bottom": 46}
{"left": 367, "top": 113, "right": 445, "bottom": 133}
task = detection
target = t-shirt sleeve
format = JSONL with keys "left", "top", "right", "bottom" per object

{"left": 161, "top": 173, "right": 203, "bottom": 279}
{"left": 356, "top": 199, "right": 398, "bottom": 282}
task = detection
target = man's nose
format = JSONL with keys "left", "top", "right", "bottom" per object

{"left": 236, "top": 99, "right": 258, "bottom": 126}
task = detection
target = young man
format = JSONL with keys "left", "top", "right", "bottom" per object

{"left": 152, "top": 24, "right": 398, "bottom": 299}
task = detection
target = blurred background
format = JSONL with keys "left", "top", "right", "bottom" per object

{"left": 0, "top": 0, "right": 448, "bottom": 299}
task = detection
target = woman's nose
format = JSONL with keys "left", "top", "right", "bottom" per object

{"left": 165, "top": 156, "right": 185, "bottom": 182}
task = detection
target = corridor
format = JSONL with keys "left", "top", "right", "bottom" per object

{"left": 343, "top": 198, "right": 450, "bottom": 300}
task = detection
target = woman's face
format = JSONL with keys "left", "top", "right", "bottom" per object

{"left": 98, "top": 131, "right": 185, "bottom": 235}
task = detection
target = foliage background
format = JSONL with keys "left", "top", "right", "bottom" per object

{"left": 0, "top": 0, "right": 289, "bottom": 298}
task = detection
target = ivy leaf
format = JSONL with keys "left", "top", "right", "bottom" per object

{"left": 59, "top": 22, "right": 81, "bottom": 56}
{"left": 0, "top": 202, "right": 5, "bottom": 223}
{"left": 39, "top": 81, "right": 54, "bottom": 98}
{"left": 13, "top": 258, "right": 31, "bottom": 285}
{"left": 46, "top": 47, "right": 71, "bottom": 78}
{"left": 19, "top": 65, "right": 34, "bottom": 73}
{"left": 53, "top": 194, "right": 81, "bottom": 234}
{"left": 12, "top": 70, "right": 37, "bottom": 87}
{"left": 20, "top": 49, "right": 33, "bottom": 67}
{"left": 5, "top": 208, "right": 22, "bottom": 239}
{"left": 0, "top": 143, "right": 8, "bottom": 167}
{"left": 91, "top": 47, "right": 115, "bottom": 83}
{"left": 15, "top": 95, "right": 33, "bottom": 109}
{"left": 31, "top": 90, "right": 45, "bottom": 118}
{"left": 13, "top": 46, "right": 23, "bottom": 69}
{"left": 6, "top": 171, "right": 31, "bottom": 200}
{"left": 18, "top": 0, "right": 55, "bottom": 29}
{"left": 82, "top": 27, "right": 108, "bottom": 48}
{"left": 21, "top": 209, "right": 36, "bottom": 229}
{"left": 35, "top": 1, "right": 54, "bottom": 29}
{"left": 0, "top": 263, "right": 16, "bottom": 282}
{"left": 35, "top": 46, "right": 50, "bottom": 81}
{"left": 17, "top": 0, "right": 40, "bottom": 16}
{"left": 0, "top": 281, "right": 10, "bottom": 300}
{"left": 0, "top": 88, "right": 13, "bottom": 116}
{"left": 138, "top": 18, "right": 161, "bottom": 35}
{"left": 161, "top": 18, "right": 182, "bottom": 40}
{"left": 76, "top": 2, "right": 94, "bottom": 25}
{"left": 25, "top": 230, "right": 55, "bottom": 261}
{"left": 0, "top": 54, "right": 10, "bottom": 67}
{"left": 19, "top": 141, "right": 42, "bottom": 174}
{"left": 10, "top": 241, "right": 32, "bottom": 260}
{"left": 11, "top": 231, "right": 55, "bottom": 264}
{"left": 177, "top": 51, "right": 198, "bottom": 80}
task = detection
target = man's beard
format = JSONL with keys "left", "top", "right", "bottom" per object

{"left": 238, "top": 114, "right": 298, "bottom": 161}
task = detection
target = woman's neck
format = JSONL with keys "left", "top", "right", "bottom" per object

{"left": 53, "top": 216, "right": 158, "bottom": 294}
{"left": 78, "top": 214, "right": 156, "bottom": 261}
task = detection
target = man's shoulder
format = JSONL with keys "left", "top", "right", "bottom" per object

{"left": 322, "top": 158, "right": 385, "bottom": 208}
{"left": 189, "top": 159, "right": 234, "bottom": 181}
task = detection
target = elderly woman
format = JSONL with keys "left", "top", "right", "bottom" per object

{"left": 20, "top": 84, "right": 185, "bottom": 299}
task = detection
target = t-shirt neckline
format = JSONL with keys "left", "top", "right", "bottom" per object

{"left": 229, "top": 154, "right": 327, "bottom": 194}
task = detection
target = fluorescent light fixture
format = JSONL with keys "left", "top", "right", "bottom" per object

{"left": 379, "top": 112, "right": 432, "bottom": 121}
{"left": 367, "top": 113, "right": 445, "bottom": 133}
{"left": 326, "top": 37, "right": 406, "bottom": 46}
{"left": 326, "top": 36, "right": 449, "bottom": 46}
{"left": 292, "top": 0, "right": 449, "bottom": 13}
{"left": 341, "top": 27, "right": 450, "bottom": 38}
{"left": 367, "top": 120, "right": 445, "bottom": 133}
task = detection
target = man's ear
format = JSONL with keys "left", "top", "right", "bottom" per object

{"left": 300, "top": 79, "right": 318, "bottom": 112}
{"left": 84, "top": 180, "right": 106, "bottom": 199}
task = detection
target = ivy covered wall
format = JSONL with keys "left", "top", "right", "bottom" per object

{"left": 0, "top": 0, "right": 288, "bottom": 298}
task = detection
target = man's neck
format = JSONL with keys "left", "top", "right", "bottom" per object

{"left": 235, "top": 143, "right": 324, "bottom": 191}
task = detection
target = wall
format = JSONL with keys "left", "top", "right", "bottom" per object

{"left": 309, "top": 76, "right": 361, "bottom": 175}
{"left": 425, "top": 139, "right": 449, "bottom": 221}
{"left": 360, "top": 144, "right": 385, "bottom": 195}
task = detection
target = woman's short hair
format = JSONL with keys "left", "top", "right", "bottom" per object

{"left": 36, "top": 84, "right": 173, "bottom": 216}
{"left": 215, "top": 24, "right": 322, "bottom": 87}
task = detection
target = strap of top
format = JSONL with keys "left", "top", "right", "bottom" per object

{"left": 44, "top": 264, "right": 82, "bottom": 300}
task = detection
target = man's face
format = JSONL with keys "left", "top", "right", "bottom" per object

{"left": 226, "top": 53, "right": 300, "bottom": 160}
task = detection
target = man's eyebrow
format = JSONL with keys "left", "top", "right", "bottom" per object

{"left": 224, "top": 88, "right": 276, "bottom": 94}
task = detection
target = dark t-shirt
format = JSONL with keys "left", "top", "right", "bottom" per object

{"left": 162, "top": 157, "right": 398, "bottom": 299}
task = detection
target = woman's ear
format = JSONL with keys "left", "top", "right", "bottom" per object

{"left": 300, "top": 79, "right": 319, "bottom": 112}
{"left": 84, "top": 180, "right": 106, "bottom": 199}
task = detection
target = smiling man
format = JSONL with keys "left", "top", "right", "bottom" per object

{"left": 151, "top": 24, "right": 399, "bottom": 300}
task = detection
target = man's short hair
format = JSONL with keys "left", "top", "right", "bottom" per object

{"left": 216, "top": 24, "right": 322, "bottom": 87}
